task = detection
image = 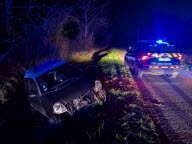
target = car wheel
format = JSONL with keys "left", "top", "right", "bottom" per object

{"left": 30, "top": 105, "right": 64, "bottom": 127}
{"left": 134, "top": 65, "right": 143, "bottom": 78}
{"left": 167, "top": 73, "right": 178, "bottom": 78}
{"left": 30, "top": 107, "right": 50, "bottom": 127}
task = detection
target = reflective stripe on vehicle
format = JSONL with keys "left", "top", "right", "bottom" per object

{"left": 161, "top": 66, "right": 169, "bottom": 68}
{"left": 166, "top": 53, "right": 172, "bottom": 58}
{"left": 150, "top": 66, "right": 179, "bottom": 68}
{"left": 150, "top": 66, "right": 159, "bottom": 68}
{"left": 147, "top": 53, "right": 180, "bottom": 58}
{"left": 172, "top": 53, "right": 178, "bottom": 57}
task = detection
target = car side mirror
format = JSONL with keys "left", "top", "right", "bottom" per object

{"left": 127, "top": 45, "right": 133, "bottom": 52}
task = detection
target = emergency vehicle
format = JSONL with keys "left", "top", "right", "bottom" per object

{"left": 124, "top": 40, "right": 182, "bottom": 78}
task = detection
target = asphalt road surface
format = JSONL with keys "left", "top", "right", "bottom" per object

{"left": 133, "top": 69, "right": 192, "bottom": 144}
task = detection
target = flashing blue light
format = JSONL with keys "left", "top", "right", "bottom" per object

{"left": 156, "top": 40, "right": 163, "bottom": 44}
{"left": 156, "top": 40, "right": 169, "bottom": 44}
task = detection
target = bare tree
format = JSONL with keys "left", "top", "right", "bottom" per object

{"left": 6, "top": 0, "right": 13, "bottom": 38}
{"left": 41, "top": 5, "right": 74, "bottom": 58}
{"left": 3, "top": 0, "right": 109, "bottom": 62}
{"left": 75, "top": 0, "right": 108, "bottom": 37}
{"left": 71, "top": 0, "right": 108, "bottom": 51}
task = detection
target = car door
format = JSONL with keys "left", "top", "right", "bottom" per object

{"left": 25, "top": 78, "right": 47, "bottom": 116}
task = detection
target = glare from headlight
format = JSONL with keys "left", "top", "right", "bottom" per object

{"left": 53, "top": 102, "right": 67, "bottom": 114}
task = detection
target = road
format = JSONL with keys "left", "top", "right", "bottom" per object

{"left": 133, "top": 69, "right": 192, "bottom": 144}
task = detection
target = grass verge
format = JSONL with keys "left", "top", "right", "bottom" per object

{"left": 88, "top": 48, "right": 162, "bottom": 143}
{"left": 181, "top": 53, "right": 192, "bottom": 73}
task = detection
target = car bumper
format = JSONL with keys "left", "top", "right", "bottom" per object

{"left": 141, "top": 66, "right": 180, "bottom": 75}
{"left": 54, "top": 89, "right": 106, "bottom": 116}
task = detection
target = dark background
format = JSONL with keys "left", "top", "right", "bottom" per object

{"left": 1, "top": 0, "right": 192, "bottom": 50}
{"left": 111, "top": 0, "right": 192, "bottom": 50}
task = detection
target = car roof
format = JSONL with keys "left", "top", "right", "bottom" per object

{"left": 24, "top": 59, "right": 67, "bottom": 79}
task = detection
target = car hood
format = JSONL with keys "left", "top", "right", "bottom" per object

{"left": 42, "top": 74, "right": 95, "bottom": 103}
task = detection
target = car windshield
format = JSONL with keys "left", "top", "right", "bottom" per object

{"left": 37, "top": 63, "right": 82, "bottom": 93}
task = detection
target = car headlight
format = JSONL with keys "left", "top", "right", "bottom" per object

{"left": 53, "top": 102, "right": 67, "bottom": 114}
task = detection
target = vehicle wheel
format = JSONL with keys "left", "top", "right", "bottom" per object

{"left": 30, "top": 107, "right": 50, "bottom": 127}
{"left": 167, "top": 73, "right": 178, "bottom": 78}
{"left": 134, "top": 65, "right": 143, "bottom": 78}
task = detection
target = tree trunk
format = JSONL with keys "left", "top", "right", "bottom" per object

{"left": 84, "top": 8, "right": 88, "bottom": 38}
{"left": 6, "top": 0, "right": 13, "bottom": 38}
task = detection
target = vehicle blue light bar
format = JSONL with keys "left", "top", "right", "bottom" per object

{"left": 156, "top": 40, "right": 169, "bottom": 44}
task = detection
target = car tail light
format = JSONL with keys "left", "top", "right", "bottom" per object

{"left": 177, "top": 53, "right": 182, "bottom": 60}
{"left": 178, "top": 56, "right": 182, "bottom": 60}
{"left": 141, "top": 55, "right": 149, "bottom": 60}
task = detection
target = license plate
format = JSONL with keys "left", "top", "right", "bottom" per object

{"left": 159, "top": 58, "right": 171, "bottom": 61}
{"left": 158, "top": 63, "right": 172, "bottom": 65}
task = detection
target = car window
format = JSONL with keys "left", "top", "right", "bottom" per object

{"left": 25, "top": 78, "right": 38, "bottom": 95}
{"left": 127, "top": 45, "right": 138, "bottom": 54}
{"left": 37, "top": 63, "right": 82, "bottom": 93}
{"left": 127, "top": 45, "right": 134, "bottom": 52}
{"left": 137, "top": 43, "right": 178, "bottom": 53}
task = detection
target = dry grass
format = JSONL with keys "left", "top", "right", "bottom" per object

{"left": 66, "top": 48, "right": 104, "bottom": 64}
{"left": 116, "top": 48, "right": 127, "bottom": 62}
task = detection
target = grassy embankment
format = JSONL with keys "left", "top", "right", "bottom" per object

{"left": 0, "top": 48, "right": 162, "bottom": 143}
{"left": 94, "top": 49, "right": 161, "bottom": 143}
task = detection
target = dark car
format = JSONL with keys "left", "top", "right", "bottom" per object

{"left": 24, "top": 59, "right": 106, "bottom": 123}
{"left": 124, "top": 40, "right": 182, "bottom": 78}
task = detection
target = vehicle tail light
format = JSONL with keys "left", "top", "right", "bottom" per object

{"left": 141, "top": 56, "right": 149, "bottom": 60}
{"left": 177, "top": 53, "right": 182, "bottom": 61}
{"left": 178, "top": 56, "right": 182, "bottom": 60}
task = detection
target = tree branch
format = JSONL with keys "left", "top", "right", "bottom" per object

{"left": 26, "top": 0, "right": 36, "bottom": 28}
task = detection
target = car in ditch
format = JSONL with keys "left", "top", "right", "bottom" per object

{"left": 124, "top": 40, "right": 182, "bottom": 78}
{"left": 24, "top": 59, "right": 106, "bottom": 124}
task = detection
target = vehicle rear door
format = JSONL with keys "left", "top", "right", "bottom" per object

{"left": 25, "top": 78, "right": 47, "bottom": 116}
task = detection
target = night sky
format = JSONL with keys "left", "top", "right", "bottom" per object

{"left": 111, "top": 0, "right": 192, "bottom": 49}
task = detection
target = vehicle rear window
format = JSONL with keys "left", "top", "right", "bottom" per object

{"left": 148, "top": 45, "right": 178, "bottom": 53}
{"left": 137, "top": 43, "right": 179, "bottom": 53}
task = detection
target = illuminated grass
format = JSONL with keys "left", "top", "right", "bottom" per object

{"left": 98, "top": 49, "right": 122, "bottom": 65}
{"left": 69, "top": 51, "right": 93, "bottom": 63}
{"left": 97, "top": 48, "right": 161, "bottom": 143}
